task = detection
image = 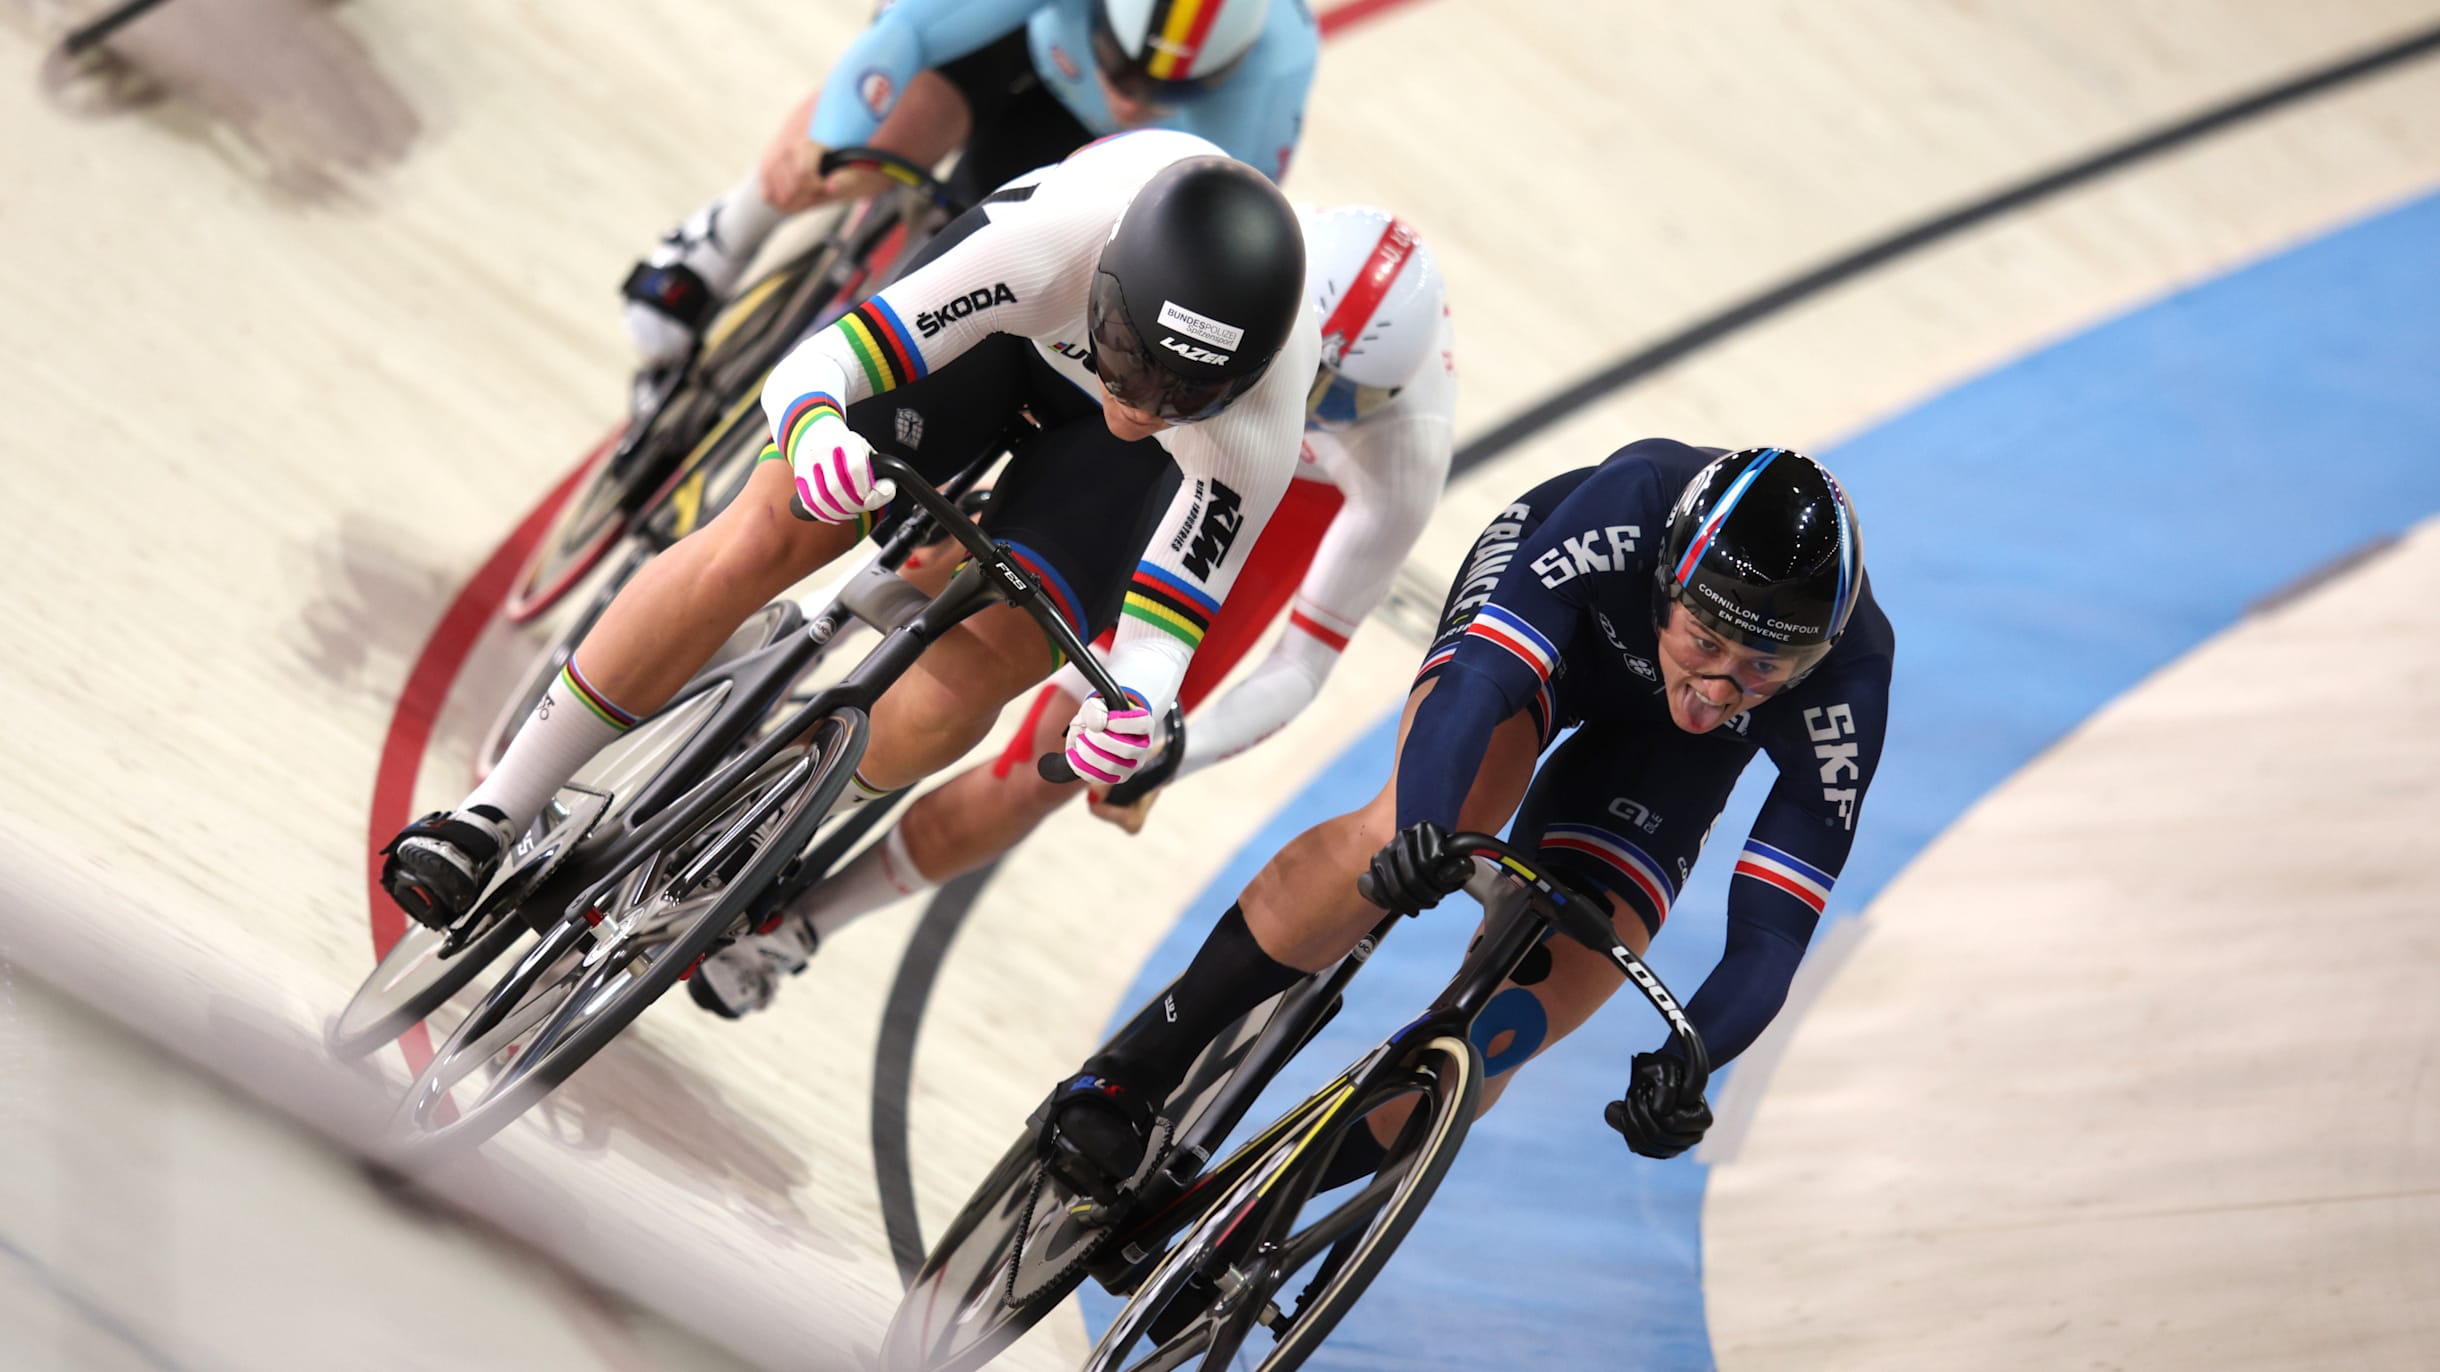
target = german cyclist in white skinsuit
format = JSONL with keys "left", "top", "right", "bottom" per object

{"left": 691, "top": 206, "right": 1459, "bottom": 1017}
{"left": 624, "top": 0, "right": 1318, "bottom": 367}
{"left": 383, "top": 131, "right": 1319, "bottom": 930}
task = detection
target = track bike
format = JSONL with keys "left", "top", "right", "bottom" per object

{"left": 335, "top": 456, "right": 1159, "bottom": 1165}
{"left": 497, "top": 146, "right": 964, "bottom": 629}
{"left": 882, "top": 833, "right": 1708, "bottom": 1372}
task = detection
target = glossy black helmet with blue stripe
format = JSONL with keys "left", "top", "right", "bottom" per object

{"left": 1653, "top": 446, "right": 1863, "bottom": 682}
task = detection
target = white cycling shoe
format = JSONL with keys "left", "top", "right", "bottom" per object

{"left": 621, "top": 203, "right": 753, "bottom": 369}
{"left": 688, "top": 911, "right": 820, "bottom": 1019}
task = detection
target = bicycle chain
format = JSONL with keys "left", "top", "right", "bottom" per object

{"left": 1001, "top": 1118, "right": 1175, "bottom": 1311}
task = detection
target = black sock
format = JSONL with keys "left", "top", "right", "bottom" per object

{"left": 1087, "top": 904, "right": 1305, "bottom": 1105}
{"left": 1314, "top": 1120, "right": 1392, "bottom": 1192}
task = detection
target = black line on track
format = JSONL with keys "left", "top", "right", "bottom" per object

{"left": 867, "top": 21, "right": 2440, "bottom": 1279}
{"left": 871, "top": 861, "right": 1000, "bottom": 1284}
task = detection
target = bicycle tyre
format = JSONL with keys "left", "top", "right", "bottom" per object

{"left": 1086, "top": 1034, "right": 1482, "bottom": 1372}
{"left": 385, "top": 713, "right": 861, "bottom": 1160}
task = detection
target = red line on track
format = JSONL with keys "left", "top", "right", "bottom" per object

{"left": 364, "top": 455, "right": 593, "bottom": 1073}
{"left": 1318, "top": 0, "right": 1428, "bottom": 38}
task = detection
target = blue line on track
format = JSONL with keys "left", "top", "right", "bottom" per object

{"left": 1088, "top": 186, "right": 2440, "bottom": 1368}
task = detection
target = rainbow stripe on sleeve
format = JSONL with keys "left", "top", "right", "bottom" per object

{"left": 775, "top": 392, "right": 844, "bottom": 467}
{"left": 835, "top": 298, "right": 927, "bottom": 395}
{"left": 1124, "top": 563, "right": 1219, "bottom": 649}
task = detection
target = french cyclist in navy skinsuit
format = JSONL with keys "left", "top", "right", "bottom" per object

{"left": 1037, "top": 438, "right": 1895, "bottom": 1198}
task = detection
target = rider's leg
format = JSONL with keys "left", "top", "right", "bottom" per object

{"left": 790, "top": 681, "right": 1082, "bottom": 939}
{"left": 1324, "top": 718, "right": 1747, "bottom": 1182}
{"left": 626, "top": 72, "right": 974, "bottom": 364}
{"left": 383, "top": 459, "right": 861, "bottom": 927}
{"left": 1045, "top": 678, "right": 1543, "bottom": 1193}
{"left": 464, "top": 457, "right": 861, "bottom": 830}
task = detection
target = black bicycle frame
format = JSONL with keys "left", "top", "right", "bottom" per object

{"left": 500, "top": 453, "right": 1131, "bottom": 939}
{"left": 1082, "top": 832, "right": 1712, "bottom": 1280}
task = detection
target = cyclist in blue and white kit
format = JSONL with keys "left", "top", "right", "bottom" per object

{"left": 624, "top": 0, "right": 1318, "bottom": 366}
{"left": 1038, "top": 439, "right": 1896, "bottom": 1199}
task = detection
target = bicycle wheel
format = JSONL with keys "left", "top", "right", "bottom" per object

{"left": 502, "top": 425, "right": 640, "bottom": 624}
{"left": 878, "top": 979, "right": 1330, "bottom": 1372}
{"left": 384, "top": 712, "right": 861, "bottom": 1159}
{"left": 329, "top": 786, "right": 616, "bottom": 1058}
{"left": 1085, "top": 1034, "right": 1483, "bottom": 1372}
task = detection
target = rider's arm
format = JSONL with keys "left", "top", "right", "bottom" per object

{"left": 806, "top": 0, "right": 1040, "bottom": 148}
{"left": 1394, "top": 461, "right": 1664, "bottom": 833}
{"left": 1107, "top": 331, "right": 1320, "bottom": 717}
{"left": 1670, "top": 652, "right": 1892, "bottom": 1067}
{"left": 1174, "top": 412, "right": 1451, "bottom": 779}
{"left": 760, "top": 194, "right": 1099, "bottom": 448}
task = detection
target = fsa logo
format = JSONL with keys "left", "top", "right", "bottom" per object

{"left": 1531, "top": 525, "right": 1640, "bottom": 588}
{"left": 1161, "top": 337, "right": 1232, "bottom": 367}
{"left": 1805, "top": 703, "right": 1862, "bottom": 830}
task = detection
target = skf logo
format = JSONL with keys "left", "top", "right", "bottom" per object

{"left": 1805, "top": 703, "right": 1862, "bottom": 830}
{"left": 1532, "top": 525, "right": 1640, "bottom": 587}
{"left": 1161, "top": 336, "right": 1232, "bottom": 367}
{"left": 1178, "top": 479, "right": 1244, "bottom": 580}
{"left": 916, "top": 282, "right": 1017, "bottom": 338}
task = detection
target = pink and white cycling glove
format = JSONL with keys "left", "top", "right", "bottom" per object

{"left": 1064, "top": 689, "right": 1155, "bottom": 786}
{"left": 789, "top": 414, "right": 894, "bottom": 524}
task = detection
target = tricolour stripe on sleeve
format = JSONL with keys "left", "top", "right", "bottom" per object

{"left": 1732, "top": 838, "right": 1836, "bottom": 915}
{"left": 1462, "top": 602, "right": 1559, "bottom": 681}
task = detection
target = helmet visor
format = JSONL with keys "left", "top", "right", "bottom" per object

{"left": 1089, "top": 272, "right": 1254, "bottom": 423}
{"left": 1655, "top": 582, "right": 1835, "bottom": 693}
{"left": 1305, "top": 367, "right": 1401, "bottom": 431}
{"left": 1090, "top": 21, "right": 1231, "bottom": 106}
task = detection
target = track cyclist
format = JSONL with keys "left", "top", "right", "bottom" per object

{"left": 690, "top": 206, "right": 1457, "bottom": 1017}
{"left": 624, "top": 0, "right": 1317, "bottom": 368}
{"left": 1036, "top": 439, "right": 1894, "bottom": 1199}
{"left": 381, "top": 130, "right": 1318, "bottom": 932}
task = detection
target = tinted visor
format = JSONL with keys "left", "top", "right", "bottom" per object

{"left": 1089, "top": 272, "right": 1255, "bottom": 423}
{"left": 1090, "top": 22, "right": 1230, "bottom": 105}
{"left": 1304, "top": 367, "right": 1401, "bottom": 430}
{"left": 1655, "top": 580, "right": 1837, "bottom": 691}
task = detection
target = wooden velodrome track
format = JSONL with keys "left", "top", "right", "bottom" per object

{"left": 1, "top": 1, "right": 2436, "bottom": 1368}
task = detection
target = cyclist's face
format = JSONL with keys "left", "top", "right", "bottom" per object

{"left": 1654, "top": 603, "right": 1793, "bottom": 733}
{"left": 1101, "top": 388, "right": 1170, "bottom": 441}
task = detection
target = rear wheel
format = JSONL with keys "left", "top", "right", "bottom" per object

{"left": 1084, "top": 1035, "right": 1482, "bottom": 1372}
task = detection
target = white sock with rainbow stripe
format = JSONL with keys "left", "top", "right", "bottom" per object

{"left": 463, "top": 659, "right": 638, "bottom": 833}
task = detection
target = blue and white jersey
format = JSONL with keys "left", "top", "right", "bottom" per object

{"left": 809, "top": 0, "right": 1318, "bottom": 181}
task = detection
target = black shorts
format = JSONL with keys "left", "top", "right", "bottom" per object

{"left": 1411, "top": 472, "right": 1758, "bottom": 937}
{"left": 936, "top": 28, "right": 1093, "bottom": 203}
{"left": 841, "top": 202, "right": 1178, "bottom": 649}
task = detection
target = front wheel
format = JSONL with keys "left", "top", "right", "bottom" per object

{"left": 382, "top": 715, "right": 862, "bottom": 1161}
{"left": 1085, "top": 1035, "right": 1482, "bottom": 1372}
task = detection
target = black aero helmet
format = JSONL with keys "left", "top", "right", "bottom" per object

{"left": 1653, "top": 447, "right": 1864, "bottom": 683}
{"left": 1088, "top": 154, "right": 1304, "bottom": 423}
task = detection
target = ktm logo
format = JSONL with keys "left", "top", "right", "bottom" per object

{"left": 1179, "top": 480, "right": 1244, "bottom": 580}
{"left": 1161, "top": 336, "right": 1232, "bottom": 366}
{"left": 916, "top": 282, "right": 1017, "bottom": 338}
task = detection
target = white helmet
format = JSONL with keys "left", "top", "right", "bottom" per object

{"left": 1095, "top": 0, "right": 1270, "bottom": 93}
{"left": 1306, "top": 206, "right": 1444, "bottom": 391}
